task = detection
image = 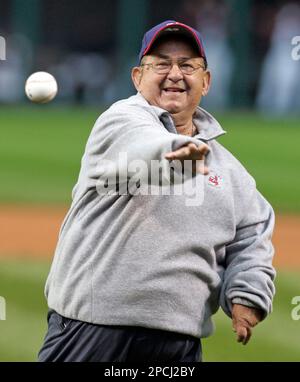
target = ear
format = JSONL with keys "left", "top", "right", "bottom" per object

{"left": 201, "top": 70, "right": 211, "bottom": 96}
{"left": 131, "top": 67, "right": 143, "bottom": 91}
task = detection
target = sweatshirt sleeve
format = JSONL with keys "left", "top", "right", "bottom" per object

{"left": 79, "top": 105, "right": 207, "bottom": 194}
{"left": 219, "top": 183, "right": 276, "bottom": 319}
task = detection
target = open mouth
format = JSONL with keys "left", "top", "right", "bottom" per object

{"left": 162, "top": 88, "right": 186, "bottom": 94}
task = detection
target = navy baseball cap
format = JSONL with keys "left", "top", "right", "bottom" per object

{"left": 138, "top": 20, "right": 207, "bottom": 68}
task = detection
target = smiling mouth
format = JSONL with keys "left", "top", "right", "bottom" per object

{"left": 162, "top": 88, "right": 186, "bottom": 93}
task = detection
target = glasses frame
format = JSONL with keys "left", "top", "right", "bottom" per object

{"left": 140, "top": 58, "right": 206, "bottom": 75}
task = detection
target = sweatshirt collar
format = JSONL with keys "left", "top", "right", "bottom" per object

{"left": 135, "top": 92, "right": 226, "bottom": 141}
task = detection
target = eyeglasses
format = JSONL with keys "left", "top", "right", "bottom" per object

{"left": 141, "top": 58, "right": 206, "bottom": 75}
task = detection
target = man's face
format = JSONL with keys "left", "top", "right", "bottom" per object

{"left": 132, "top": 37, "right": 211, "bottom": 116}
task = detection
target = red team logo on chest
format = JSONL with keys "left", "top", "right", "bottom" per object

{"left": 208, "top": 173, "right": 223, "bottom": 188}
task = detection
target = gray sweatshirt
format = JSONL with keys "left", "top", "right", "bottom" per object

{"left": 45, "top": 92, "right": 275, "bottom": 339}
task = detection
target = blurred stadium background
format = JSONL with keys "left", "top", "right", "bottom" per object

{"left": 0, "top": 0, "right": 300, "bottom": 361}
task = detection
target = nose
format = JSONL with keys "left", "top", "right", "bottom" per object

{"left": 167, "top": 63, "right": 184, "bottom": 82}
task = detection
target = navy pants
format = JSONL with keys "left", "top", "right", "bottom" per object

{"left": 38, "top": 310, "right": 202, "bottom": 362}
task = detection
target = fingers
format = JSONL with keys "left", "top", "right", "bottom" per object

{"left": 165, "top": 143, "right": 210, "bottom": 175}
{"left": 231, "top": 304, "right": 262, "bottom": 346}
{"left": 196, "top": 143, "right": 210, "bottom": 156}
{"left": 203, "top": 166, "right": 209, "bottom": 175}
{"left": 234, "top": 325, "right": 252, "bottom": 345}
{"left": 195, "top": 162, "right": 209, "bottom": 175}
{"left": 232, "top": 315, "right": 253, "bottom": 345}
{"left": 165, "top": 147, "right": 189, "bottom": 160}
{"left": 164, "top": 153, "right": 175, "bottom": 160}
{"left": 165, "top": 142, "right": 209, "bottom": 161}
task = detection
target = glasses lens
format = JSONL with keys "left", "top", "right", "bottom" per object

{"left": 154, "top": 62, "right": 171, "bottom": 74}
{"left": 180, "top": 63, "right": 195, "bottom": 74}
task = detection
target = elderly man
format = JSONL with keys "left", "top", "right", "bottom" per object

{"left": 38, "top": 20, "right": 275, "bottom": 362}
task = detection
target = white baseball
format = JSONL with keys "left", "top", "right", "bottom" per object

{"left": 25, "top": 71, "right": 58, "bottom": 104}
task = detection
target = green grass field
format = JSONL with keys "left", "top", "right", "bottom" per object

{"left": 0, "top": 105, "right": 299, "bottom": 361}
{"left": 0, "top": 259, "right": 299, "bottom": 362}
{"left": 0, "top": 106, "right": 299, "bottom": 210}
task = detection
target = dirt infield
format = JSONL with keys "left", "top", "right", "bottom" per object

{"left": 0, "top": 205, "right": 299, "bottom": 269}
